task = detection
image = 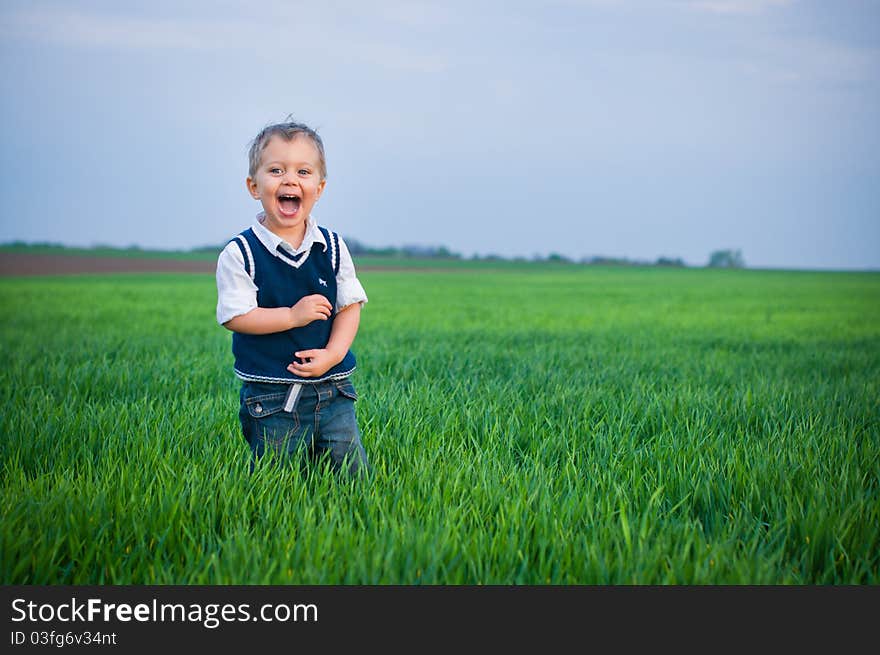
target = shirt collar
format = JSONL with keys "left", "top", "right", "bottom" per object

{"left": 251, "top": 212, "right": 327, "bottom": 256}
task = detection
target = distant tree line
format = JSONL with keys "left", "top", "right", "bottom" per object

{"left": 707, "top": 248, "right": 746, "bottom": 268}
{"left": 347, "top": 238, "right": 744, "bottom": 268}
{"left": 2, "top": 240, "right": 747, "bottom": 269}
{"left": 345, "top": 239, "right": 457, "bottom": 259}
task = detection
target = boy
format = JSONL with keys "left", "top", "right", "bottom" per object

{"left": 216, "top": 118, "right": 369, "bottom": 477}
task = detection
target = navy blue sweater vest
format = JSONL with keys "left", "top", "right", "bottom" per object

{"left": 230, "top": 227, "right": 356, "bottom": 383}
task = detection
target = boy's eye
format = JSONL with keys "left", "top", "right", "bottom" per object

{"left": 269, "top": 167, "right": 283, "bottom": 174}
{"left": 297, "top": 169, "right": 311, "bottom": 176}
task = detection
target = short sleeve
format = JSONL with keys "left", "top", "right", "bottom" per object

{"left": 334, "top": 235, "right": 368, "bottom": 312}
{"left": 216, "top": 241, "right": 259, "bottom": 325}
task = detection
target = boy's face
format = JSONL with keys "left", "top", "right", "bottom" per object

{"left": 246, "top": 135, "right": 326, "bottom": 239}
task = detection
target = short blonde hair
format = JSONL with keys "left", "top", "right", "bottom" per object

{"left": 247, "top": 117, "right": 327, "bottom": 179}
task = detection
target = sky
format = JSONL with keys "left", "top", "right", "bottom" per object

{"left": 0, "top": 0, "right": 878, "bottom": 270}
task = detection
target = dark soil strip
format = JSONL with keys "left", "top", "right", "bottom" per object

{"left": 0, "top": 253, "right": 217, "bottom": 276}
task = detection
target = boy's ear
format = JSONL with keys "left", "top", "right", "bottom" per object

{"left": 316, "top": 178, "right": 326, "bottom": 199}
{"left": 245, "top": 177, "right": 259, "bottom": 199}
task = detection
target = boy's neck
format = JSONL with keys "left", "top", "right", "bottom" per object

{"left": 262, "top": 215, "right": 308, "bottom": 249}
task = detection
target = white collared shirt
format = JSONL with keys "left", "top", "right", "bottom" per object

{"left": 216, "top": 213, "right": 368, "bottom": 325}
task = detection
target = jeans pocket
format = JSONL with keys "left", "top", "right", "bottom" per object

{"left": 334, "top": 378, "right": 358, "bottom": 401}
{"left": 242, "top": 387, "right": 300, "bottom": 446}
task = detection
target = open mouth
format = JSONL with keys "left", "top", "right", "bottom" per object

{"left": 278, "top": 194, "right": 301, "bottom": 216}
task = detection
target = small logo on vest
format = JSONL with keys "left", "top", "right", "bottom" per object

{"left": 318, "top": 278, "right": 328, "bottom": 287}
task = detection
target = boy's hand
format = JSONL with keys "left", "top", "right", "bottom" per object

{"left": 289, "top": 294, "right": 332, "bottom": 328}
{"left": 287, "top": 348, "right": 343, "bottom": 378}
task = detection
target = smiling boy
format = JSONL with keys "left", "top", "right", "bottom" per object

{"left": 215, "top": 119, "right": 369, "bottom": 476}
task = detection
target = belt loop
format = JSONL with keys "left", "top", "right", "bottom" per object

{"left": 283, "top": 383, "right": 303, "bottom": 413}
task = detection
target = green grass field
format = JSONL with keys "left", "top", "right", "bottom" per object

{"left": 1, "top": 266, "right": 878, "bottom": 584}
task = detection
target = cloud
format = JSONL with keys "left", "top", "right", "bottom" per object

{"left": 681, "top": 0, "right": 794, "bottom": 15}
{"left": 0, "top": 4, "right": 450, "bottom": 73}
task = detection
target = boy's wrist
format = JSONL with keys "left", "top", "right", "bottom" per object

{"left": 325, "top": 345, "right": 346, "bottom": 364}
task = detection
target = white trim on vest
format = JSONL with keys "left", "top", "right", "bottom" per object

{"left": 329, "top": 230, "right": 338, "bottom": 273}
{"left": 234, "top": 366, "right": 356, "bottom": 384}
{"left": 234, "top": 234, "right": 255, "bottom": 281}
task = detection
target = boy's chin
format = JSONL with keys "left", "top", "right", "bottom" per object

{"left": 263, "top": 212, "right": 308, "bottom": 235}
{"left": 268, "top": 210, "right": 303, "bottom": 224}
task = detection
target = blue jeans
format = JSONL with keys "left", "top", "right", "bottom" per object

{"left": 238, "top": 377, "right": 369, "bottom": 477}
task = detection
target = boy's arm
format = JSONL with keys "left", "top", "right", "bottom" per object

{"left": 224, "top": 296, "right": 332, "bottom": 335}
{"left": 287, "top": 302, "right": 361, "bottom": 378}
{"left": 287, "top": 234, "right": 366, "bottom": 377}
